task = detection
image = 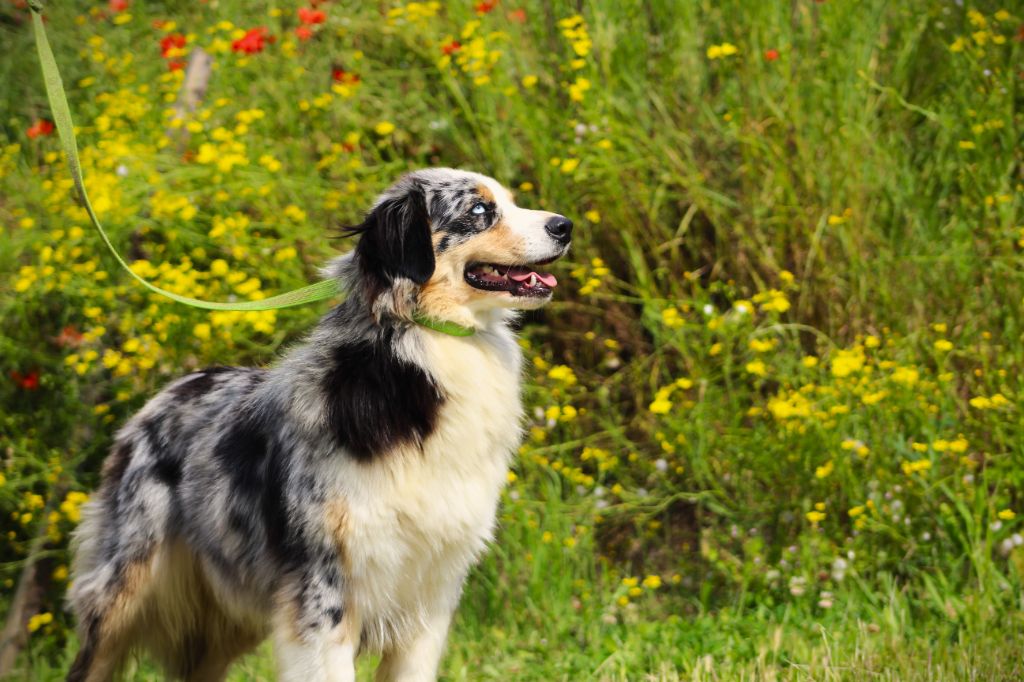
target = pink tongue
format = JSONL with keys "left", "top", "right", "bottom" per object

{"left": 507, "top": 267, "right": 557, "bottom": 287}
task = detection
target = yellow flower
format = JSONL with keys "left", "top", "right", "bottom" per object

{"left": 567, "top": 77, "right": 591, "bottom": 102}
{"left": 998, "top": 509, "right": 1016, "bottom": 521}
{"left": 274, "top": 246, "right": 298, "bottom": 263}
{"left": 745, "top": 360, "right": 767, "bottom": 377}
{"left": 643, "top": 574, "right": 662, "bottom": 589}
{"left": 861, "top": 390, "right": 888, "bottom": 405}
{"left": 547, "top": 365, "right": 577, "bottom": 385}
{"left": 521, "top": 75, "right": 538, "bottom": 88}
{"left": 27, "top": 612, "right": 54, "bottom": 633}
{"left": 648, "top": 398, "right": 672, "bottom": 415}
{"left": 259, "top": 154, "right": 282, "bottom": 172}
{"left": 758, "top": 291, "right": 790, "bottom": 314}
{"left": 283, "top": 204, "right": 307, "bottom": 223}
{"left": 848, "top": 505, "right": 865, "bottom": 518}
{"left": 806, "top": 510, "right": 826, "bottom": 524}
{"left": 706, "top": 42, "right": 738, "bottom": 59}
{"left": 802, "top": 356, "right": 819, "bottom": 368}
{"left": 560, "top": 158, "right": 580, "bottom": 173}
{"left": 891, "top": 366, "right": 919, "bottom": 386}
{"left": 901, "top": 459, "right": 932, "bottom": 476}
{"left": 749, "top": 338, "right": 777, "bottom": 353}
{"left": 584, "top": 210, "right": 601, "bottom": 223}
{"left": 193, "top": 323, "right": 211, "bottom": 341}
{"left": 815, "top": 461, "right": 834, "bottom": 479}
{"left": 374, "top": 121, "right": 396, "bottom": 136}
{"left": 949, "top": 437, "right": 968, "bottom": 453}
{"left": 958, "top": 140, "right": 976, "bottom": 150}
{"left": 661, "top": 307, "right": 684, "bottom": 329}
{"left": 934, "top": 339, "right": 953, "bottom": 352}
{"left": 767, "top": 390, "right": 811, "bottom": 420}
{"left": 830, "top": 347, "right": 865, "bottom": 377}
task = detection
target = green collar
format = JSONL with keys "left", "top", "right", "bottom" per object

{"left": 412, "top": 312, "right": 476, "bottom": 337}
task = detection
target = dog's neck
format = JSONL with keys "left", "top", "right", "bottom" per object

{"left": 267, "top": 291, "right": 522, "bottom": 452}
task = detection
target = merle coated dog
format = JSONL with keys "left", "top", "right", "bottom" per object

{"left": 66, "top": 168, "right": 573, "bottom": 681}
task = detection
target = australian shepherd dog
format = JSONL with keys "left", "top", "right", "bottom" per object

{"left": 66, "top": 168, "right": 573, "bottom": 681}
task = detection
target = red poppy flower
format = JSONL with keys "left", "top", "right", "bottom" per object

{"left": 441, "top": 40, "right": 461, "bottom": 55}
{"left": 764, "top": 48, "right": 780, "bottom": 61}
{"left": 56, "top": 326, "right": 84, "bottom": 348}
{"left": 232, "top": 27, "right": 272, "bottom": 54}
{"left": 331, "top": 67, "right": 360, "bottom": 84}
{"left": 27, "top": 120, "right": 54, "bottom": 139}
{"left": 109, "top": 0, "right": 129, "bottom": 12}
{"left": 168, "top": 60, "right": 186, "bottom": 71}
{"left": 160, "top": 33, "right": 186, "bottom": 58}
{"left": 295, "top": 26, "right": 314, "bottom": 41}
{"left": 298, "top": 7, "right": 327, "bottom": 25}
{"left": 10, "top": 370, "right": 39, "bottom": 391}
{"left": 475, "top": 0, "right": 498, "bottom": 14}
{"left": 507, "top": 8, "right": 527, "bottom": 23}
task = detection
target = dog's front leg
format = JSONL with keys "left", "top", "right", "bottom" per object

{"left": 374, "top": 609, "right": 453, "bottom": 682}
{"left": 273, "top": 600, "right": 360, "bottom": 682}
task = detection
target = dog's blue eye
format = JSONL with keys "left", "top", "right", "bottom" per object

{"left": 471, "top": 202, "right": 487, "bottom": 215}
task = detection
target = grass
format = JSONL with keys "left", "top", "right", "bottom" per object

{"left": 1, "top": 0, "right": 1022, "bottom": 679}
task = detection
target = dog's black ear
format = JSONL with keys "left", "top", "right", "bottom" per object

{"left": 351, "top": 185, "right": 435, "bottom": 285}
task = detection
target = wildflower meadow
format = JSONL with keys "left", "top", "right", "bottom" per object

{"left": 2, "top": 1, "right": 1023, "bottom": 679}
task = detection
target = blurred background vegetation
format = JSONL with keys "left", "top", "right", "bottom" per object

{"left": 0, "top": 1, "right": 1022, "bottom": 679}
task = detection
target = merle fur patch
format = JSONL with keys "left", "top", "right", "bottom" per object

{"left": 169, "top": 366, "right": 236, "bottom": 401}
{"left": 212, "top": 414, "right": 305, "bottom": 566}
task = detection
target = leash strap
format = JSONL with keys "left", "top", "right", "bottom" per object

{"left": 28, "top": 2, "right": 340, "bottom": 311}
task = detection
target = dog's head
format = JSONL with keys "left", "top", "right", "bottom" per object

{"left": 340, "top": 168, "right": 572, "bottom": 327}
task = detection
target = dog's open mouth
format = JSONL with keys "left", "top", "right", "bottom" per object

{"left": 464, "top": 262, "right": 558, "bottom": 298}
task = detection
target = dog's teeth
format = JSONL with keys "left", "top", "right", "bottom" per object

{"left": 529, "top": 273, "right": 537, "bottom": 286}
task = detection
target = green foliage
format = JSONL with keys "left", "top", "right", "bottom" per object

{"left": 1, "top": 0, "right": 1022, "bottom": 678}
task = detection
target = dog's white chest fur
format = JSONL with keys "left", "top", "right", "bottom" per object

{"left": 328, "top": 328, "right": 522, "bottom": 646}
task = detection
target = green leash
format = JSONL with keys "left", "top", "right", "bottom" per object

{"left": 27, "top": 2, "right": 474, "bottom": 336}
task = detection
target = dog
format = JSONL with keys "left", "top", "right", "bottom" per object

{"left": 65, "top": 168, "right": 573, "bottom": 682}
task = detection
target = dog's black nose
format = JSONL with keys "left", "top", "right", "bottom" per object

{"left": 545, "top": 215, "right": 573, "bottom": 245}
